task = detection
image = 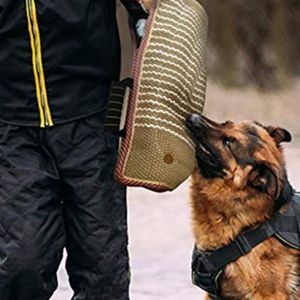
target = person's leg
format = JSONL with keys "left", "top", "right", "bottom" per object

{"left": 49, "top": 113, "right": 129, "bottom": 300}
{"left": 0, "top": 123, "right": 65, "bottom": 300}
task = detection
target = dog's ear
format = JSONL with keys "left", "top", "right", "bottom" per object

{"left": 264, "top": 126, "right": 292, "bottom": 145}
{"left": 249, "top": 167, "right": 279, "bottom": 198}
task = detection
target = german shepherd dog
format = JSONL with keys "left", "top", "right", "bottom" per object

{"left": 186, "top": 114, "right": 299, "bottom": 300}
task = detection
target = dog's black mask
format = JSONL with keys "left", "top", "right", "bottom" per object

{"left": 186, "top": 114, "right": 227, "bottom": 178}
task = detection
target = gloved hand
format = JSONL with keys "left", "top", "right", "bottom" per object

{"left": 120, "top": 0, "right": 149, "bottom": 39}
{"left": 136, "top": 18, "right": 147, "bottom": 37}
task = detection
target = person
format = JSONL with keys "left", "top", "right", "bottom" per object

{"left": 0, "top": 1, "right": 148, "bottom": 299}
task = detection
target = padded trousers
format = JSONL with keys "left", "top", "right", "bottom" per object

{"left": 0, "top": 112, "right": 129, "bottom": 300}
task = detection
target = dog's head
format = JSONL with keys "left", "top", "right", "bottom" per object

{"left": 187, "top": 114, "right": 292, "bottom": 208}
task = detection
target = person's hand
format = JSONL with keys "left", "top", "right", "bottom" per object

{"left": 136, "top": 18, "right": 147, "bottom": 38}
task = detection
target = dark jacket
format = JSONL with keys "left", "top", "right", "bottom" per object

{"left": 0, "top": 0, "right": 147, "bottom": 127}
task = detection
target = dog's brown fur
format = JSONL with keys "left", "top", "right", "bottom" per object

{"left": 187, "top": 115, "right": 299, "bottom": 299}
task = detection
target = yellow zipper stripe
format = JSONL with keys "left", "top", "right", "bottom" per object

{"left": 30, "top": 0, "right": 54, "bottom": 126}
{"left": 25, "top": 0, "right": 45, "bottom": 128}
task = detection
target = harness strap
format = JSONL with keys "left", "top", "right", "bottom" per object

{"left": 193, "top": 193, "right": 300, "bottom": 298}
{"left": 272, "top": 215, "right": 300, "bottom": 232}
{"left": 193, "top": 222, "right": 276, "bottom": 274}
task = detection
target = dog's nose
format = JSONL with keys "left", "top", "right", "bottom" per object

{"left": 189, "top": 114, "right": 201, "bottom": 123}
{"left": 187, "top": 113, "right": 200, "bottom": 123}
{"left": 186, "top": 114, "right": 198, "bottom": 132}
{"left": 186, "top": 114, "right": 203, "bottom": 131}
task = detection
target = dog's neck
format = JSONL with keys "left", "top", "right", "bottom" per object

{"left": 190, "top": 172, "right": 294, "bottom": 251}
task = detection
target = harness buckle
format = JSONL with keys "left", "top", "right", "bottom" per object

{"left": 235, "top": 235, "right": 252, "bottom": 254}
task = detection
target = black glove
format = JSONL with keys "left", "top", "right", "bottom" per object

{"left": 120, "top": 0, "right": 149, "bottom": 45}
{"left": 120, "top": 0, "right": 149, "bottom": 24}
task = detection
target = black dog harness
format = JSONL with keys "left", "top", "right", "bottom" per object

{"left": 192, "top": 192, "right": 300, "bottom": 299}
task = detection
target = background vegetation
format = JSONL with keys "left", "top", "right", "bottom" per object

{"left": 198, "top": 0, "right": 300, "bottom": 89}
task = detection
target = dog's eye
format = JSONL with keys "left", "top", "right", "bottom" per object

{"left": 223, "top": 137, "right": 231, "bottom": 147}
{"left": 223, "top": 137, "right": 236, "bottom": 148}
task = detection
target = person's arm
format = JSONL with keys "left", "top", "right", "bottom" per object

{"left": 120, "top": 0, "right": 150, "bottom": 37}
